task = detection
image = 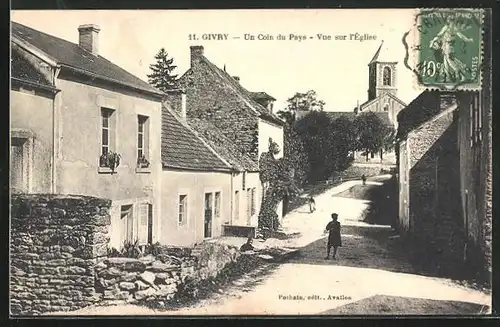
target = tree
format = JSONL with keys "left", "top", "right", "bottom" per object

{"left": 294, "top": 111, "right": 332, "bottom": 182}
{"left": 276, "top": 90, "right": 326, "bottom": 123}
{"left": 258, "top": 138, "right": 298, "bottom": 231}
{"left": 283, "top": 122, "right": 309, "bottom": 187}
{"left": 328, "top": 116, "right": 357, "bottom": 171}
{"left": 293, "top": 111, "right": 356, "bottom": 183}
{"left": 353, "top": 112, "right": 393, "bottom": 162}
{"left": 147, "top": 48, "right": 178, "bottom": 92}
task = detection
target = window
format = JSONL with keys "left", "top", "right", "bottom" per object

{"left": 179, "top": 195, "right": 187, "bottom": 225}
{"left": 137, "top": 203, "right": 153, "bottom": 245}
{"left": 383, "top": 104, "right": 389, "bottom": 112}
{"left": 383, "top": 66, "right": 392, "bottom": 86}
{"left": 251, "top": 188, "right": 256, "bottom": 216}
{"left": 242, "top": 172, "right": 246, "bottom": 190}
{"left": 137, "top": 115, "right": 150, "bottom": 168}
{"left": 234, "top": 191, "right": 240, "bottom": 220}
{"left": 214, "top": 192, "right": 221, "bottom": 220}
{"left": 101, "top": 108, "right": 115, "bottom": 157}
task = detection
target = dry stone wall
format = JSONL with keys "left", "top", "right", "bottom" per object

{"left": 10, "top": 194, "right": 112, "bottom": 315}
{"left": 10, "top": 195, "right": 243, "bottom": 316}
{"left": 339, "top": 164, "right": 393, "bottom": 181}
{"left": 95, "top": 242, "right": 241, "bottom": 303}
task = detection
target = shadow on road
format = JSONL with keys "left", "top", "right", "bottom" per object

{"left": 285, "top": 181, "right": 346, "bottom": 214}
{"left": 319, "top": 295, "right": 488, "bottom": 315}
{"left": 334, "top": 176, "right": 398, "bottom": 226}
{"left": 288, "top": 224, "right": 416, "bottom": 274}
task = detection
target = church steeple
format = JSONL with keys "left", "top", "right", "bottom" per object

{"left": 367, "top": 41, "right": 398, "bottom": 101}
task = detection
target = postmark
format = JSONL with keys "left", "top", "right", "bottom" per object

{"left": 403, "top": 8, "right": 484, "bottom": 91}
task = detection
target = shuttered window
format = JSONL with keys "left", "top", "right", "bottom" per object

{"left": 137, "top": 203, "right": 149, "bottom": 244}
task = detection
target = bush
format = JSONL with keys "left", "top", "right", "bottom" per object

{"left": 106, "top": 239, "right": 142, "bottom": 259}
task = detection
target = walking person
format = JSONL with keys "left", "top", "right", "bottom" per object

{"left": 308, "top": 196, "right": 316, "bottom": 213}
{"left": 325, "top": 213, "right": 342, "bottom": 260}
{"left": 361, "top": 174, "right": 367, "bottom": 186}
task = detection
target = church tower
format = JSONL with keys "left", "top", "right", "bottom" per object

{"left": 367, "top": 41, "right": 398, "bottom": 101}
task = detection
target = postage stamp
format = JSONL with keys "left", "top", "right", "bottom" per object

{"left": 404, "top": 8, "right": 484, "bottom": 91}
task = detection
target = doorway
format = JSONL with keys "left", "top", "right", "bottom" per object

{"left": 204, "top": 193, "right": 213, "bottom": 238}
{"left": 11, "top": 137, "right": 30, "bottom": 193}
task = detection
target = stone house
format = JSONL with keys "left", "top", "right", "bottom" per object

{"left": 164, "top": 90, "right": 261, "bottom": 235}
{"left": 160, "top": 102, "right": 236, "bottom": 246}
{"left": 396, "top": 87, "right": 492, "bottom": 279}
{"left": 10, "top": 22, "right": 164, "bottom": 249}
{"left": 177, "top": 45, "right": 285, "bottom": 222}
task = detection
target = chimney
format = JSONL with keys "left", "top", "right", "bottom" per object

{"left": 78, "top": 24, "right": 100, "bottom": 56}
{"left": 232, "top": 76, "right": 240, "bottom": 83}
{"left": 165, "top": 89, "right": 187, "bottom": 120}
{"left": 190, "top": 45, "right": 204, "bottom": 67}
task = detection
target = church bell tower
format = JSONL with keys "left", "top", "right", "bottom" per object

{"left": 367, "top": 41, "right": 398, "bottom": 101}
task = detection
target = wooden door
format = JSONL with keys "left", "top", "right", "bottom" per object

{"left": 204, "top": 193, "right": 213, "bottom": 238}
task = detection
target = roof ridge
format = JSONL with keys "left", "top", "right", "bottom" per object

{"left": 369, "top": 41, "right": 383, "bottom": 65}
{"left": 12, "top": 21, "right": 162, "bottom": 96}
{"left": 12, "top": 22, "right": 75, "bottom": 47}
{"left": 201, "top": 56, "right": 261, "bottom": 116}
{"left": 407, "top": 102, "right": 458, "bottom": 138}
{"left": 200, "top": 56, "right": 284, "bottom": 125}
{"left": 386, "top": 92, "right": 407, "bottom": 107}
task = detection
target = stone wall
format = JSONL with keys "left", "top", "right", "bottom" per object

{"left": 179, "top": 47, "right": 260, "bottom": 161}
{"left": 10, "top": 194, "right": 242, "bottom": 316}
{"left": 95, "top": 242, "right": 241, "bottom": 303}
{"left": 10, "top": 194, "right": 112, "bottom": 315}
{"left": 10, "top": 194, "right": 256, "bottom": 315}
{"left": 407, "top": 110, "right": 464, "bottom": 277}
{"left": 339, "top": 164, "right": 392, "bottom": 180}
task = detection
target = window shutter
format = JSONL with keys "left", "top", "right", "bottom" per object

{"left": 137, "top": 203, "right": 149, "bottom": 244}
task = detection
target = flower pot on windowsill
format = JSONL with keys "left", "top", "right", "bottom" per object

{"left": 98, "top": 151, "right": 121, "bottom": 174}
{"left": 136, "top": 156, "right": 151, "bottom": 173}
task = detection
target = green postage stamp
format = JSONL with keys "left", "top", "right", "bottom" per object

{"left": 405, "top": 8, "right": 484, "bottom": 90}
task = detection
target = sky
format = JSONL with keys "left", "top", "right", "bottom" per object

{"left": 12, "top": 9, "right": 422, "bottom": 112}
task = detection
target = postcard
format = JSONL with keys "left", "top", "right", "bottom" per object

{"left": 10, "top": 8, "right": 492, "bottom": 316}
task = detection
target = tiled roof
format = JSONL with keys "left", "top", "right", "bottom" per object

{"left": 11, "top": 22, "right": 162, "bottom": 96}
{"left": 198, "top": 56, "right": 284, "bottom": 126}
{"left": 369, "top": 41, "right": 397, "bottom": 64}
{"left": 250, "top": 91, "right": 276, "bottom": 101}
{"left": 161, "top": 106, "right": 231, "bottom": 172}
{"left": 325, "top": 111, "right": 356, "bottom": 121}
{"left": 325, "top": 111, "right": 391, "bottom": 126}
{"left": 187, "top": 118, "right": 259, "bottom": 172}
{"left": 396, "top": 91, "right": 441, "bottom": 139}
{"left": 11, "top": 48, "right": 54, "bottom": 89}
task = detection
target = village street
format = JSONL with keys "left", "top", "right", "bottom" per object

{"left": 60, "top": 175, "right": 491, "bottom": 316}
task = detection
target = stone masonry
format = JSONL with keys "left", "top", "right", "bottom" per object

{"left": 10, "top": 194, "right": 244, "bottom": 315}
{"left": 95, "top": 242, "right": 241, "bottom": 303}
{"left": 406, "top": 108, "right": 464, "bottom": 276}
{"left": 179, "top": 46, "right": 261, "bottom": 161}
{"left": 10, "top": 194, "right": 112, "bottom": 315}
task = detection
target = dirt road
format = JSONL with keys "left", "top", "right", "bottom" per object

{"left": 53, "top": 176, "right": 491, "bottom": 316}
